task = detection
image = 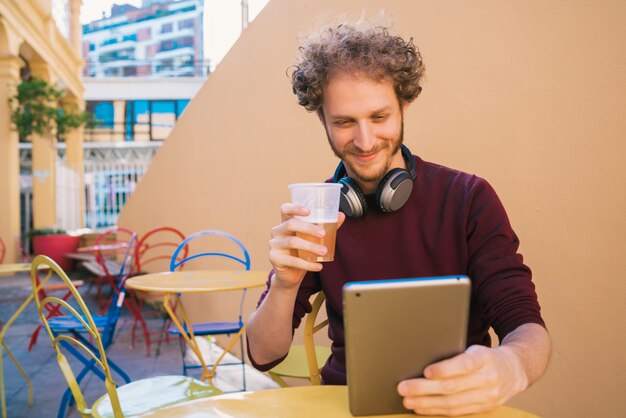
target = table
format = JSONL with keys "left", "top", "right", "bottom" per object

{"left": 137, "top": 385, "right": 540, "bottom": 418}
{"left": 76, "top": 242, "right": 129, "bottom": 253}
{"left": 124, "top": 270, "right": 267, "bottom": 383}
{"left": 0, "top": 263, "right": 47, "bottom": 274}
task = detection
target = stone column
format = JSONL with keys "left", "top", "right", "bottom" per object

{"left": 68, "top": 0, "right": 83, "bottom": 56}
{"left": 29, "top": 61, "right": 57, "bottom": 229}
{"left": 63, "top": 95, "right": 86, "bottom": 227}
{"left": 0, "top": 56, "right": 23, "bottom": 262}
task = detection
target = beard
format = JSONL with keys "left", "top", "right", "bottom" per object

{"left": 326, "top": 117, "right": 404, "bottom": 184}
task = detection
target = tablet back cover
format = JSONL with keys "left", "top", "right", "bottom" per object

{"left": 343, "top": 276, "right": 470, "bottom": 416}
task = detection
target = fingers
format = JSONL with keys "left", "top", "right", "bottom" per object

{"left": 398, "top": 372, "right": 483, "bottom": 397}
{"left": 401, "top": 387, "right": 497, "bottom": 417}
{"left": 279, "top": 203, "right": 309, "bottom": 222}
{"left": 269, "top": 247, "right": 323, "bottom": 273}
{"left": 269, "top": 203, "right": 329, "bottom": 273}
{"left": 397, "top": 345, "right": 516, "bottom": 416}
{"left": 423, "top": 346, "right": 488, "bottom": 379}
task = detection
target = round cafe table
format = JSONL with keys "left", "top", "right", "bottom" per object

{"left": 137, "top": 385, "right": 540, "bottom": 418}
{"left": 124, "top": 270, "right": 267, "bottom": 384}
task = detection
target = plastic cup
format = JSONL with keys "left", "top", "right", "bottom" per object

{"left": 289, "top": 183, "right": 342, "bottom": 262}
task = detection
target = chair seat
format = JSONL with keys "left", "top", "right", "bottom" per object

{"left": 48, "top": 314, "right": 110, "bottom": 332}
{"left": 91, "top": 375, "right": 222, "bottom": 418}
{"left": 269, "top": 346, "right": 332, "bottom": 378}
{"left": 168, "top": 321, "right": 243, "bottom": 336}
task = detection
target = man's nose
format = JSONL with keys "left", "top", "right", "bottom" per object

{"left": 353, "top": 122, "right": 376, "bottom": 152}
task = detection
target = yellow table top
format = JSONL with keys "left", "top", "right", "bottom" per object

{"left": 124, "top": 270, "right": 268, "bottom": 293}
{"left": 137, "top": 385, "right": 539, "bottom": 418}
{"left": 0, "top": 263, "right": 48, "bottom": 274}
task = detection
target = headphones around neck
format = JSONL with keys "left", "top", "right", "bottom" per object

{"left": 332, "top": 144, "right": 417, "bottom": 218}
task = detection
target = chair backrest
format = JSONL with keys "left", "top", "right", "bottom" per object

{"left": 30, "top": 255, "right": 124, "bottom": 417}
{"left": 94, "top": 226, "right": 136, "bottom": 280}
{"left": 0, "top": 236, "right": 5, "bottom": 264}
{"left": 169, "top": 229, "right": 251, "bottom": 272}
{"left": 169, "top": 229, "right": 251, "bottom": 322}
{"left": 304, "top": 292, "right": 329, "bottom": 385}
{"left": 102, "top": 233, "right": 139, "bottom": 347}
{"left": 135, "top": 226, "right": 188, "bottom": 273}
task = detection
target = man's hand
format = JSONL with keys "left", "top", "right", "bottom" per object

{"left": 269, "top": 203, "right": 346, "bottom": 289}
{"left": 397, "top": 324, "right": 550, "bottom": 416}
{"left": 397, "top": 345, "right": 528, "bottom": 416}
{"left": 248, "top": 203, "right": 346, "bottom": 365}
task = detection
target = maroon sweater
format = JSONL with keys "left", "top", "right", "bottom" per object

{"left": 249, "top": 155, "right": 545, "bottom": 385}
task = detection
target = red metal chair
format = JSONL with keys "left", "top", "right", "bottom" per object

{"left": 81, "top": 227, "right": 135, "bottom": 312}
{"left": 132, "top": 226, "right": 189, "bottom": 355}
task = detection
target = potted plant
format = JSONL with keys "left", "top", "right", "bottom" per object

{"left": 25, "top": 228, "right": 80, "bottom": 271}
{"left": 9, "top": 77, "right": 97, "bottom": 140}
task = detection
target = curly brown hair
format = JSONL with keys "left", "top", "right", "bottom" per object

{"left": 290, "top": 22, "right": 425, "bottom": 112}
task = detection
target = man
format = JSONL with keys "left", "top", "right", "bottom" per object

{"left": 247, "top": 21, "right": 551, "bottom": 416}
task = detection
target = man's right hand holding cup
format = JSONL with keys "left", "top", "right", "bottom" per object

{"left": 269, "top": 183, "right": 344, "bottom": 290}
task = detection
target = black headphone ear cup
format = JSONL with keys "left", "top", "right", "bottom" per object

{"left": 375, "top": 168, "right": 414, "bottom": 213}
{"left": 339, "top": 177, "right": 368, "bottom": 219}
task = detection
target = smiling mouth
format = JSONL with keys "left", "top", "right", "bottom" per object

{"left": 353, "top": 153, "right": 377, "bottom": 163}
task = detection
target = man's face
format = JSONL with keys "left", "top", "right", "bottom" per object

{"left": 320, "top": 72, "right": 406, "bottom": 194}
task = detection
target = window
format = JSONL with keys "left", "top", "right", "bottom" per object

{"left": 178, "top": 19, "right": 194, "bottom": 30}
{"left": 151, "top": 101, "right": 176, "bottom": 141}
{"left": 123, "top": 66, "right": 137, "bottom": 76}
{"left": 161, "top": 23, "right": 173, "bottom": 33}
{"left": 89, "top": 101, "right": 114, "bottom": 129}
{"left": 176, "top": 100, "right": 190, "bottom": 117}
{"left": 102, "top": 38, "right": 118, "bottom": 46}
{"left": 159, "top": 40, "right": 175, "bottom": 52}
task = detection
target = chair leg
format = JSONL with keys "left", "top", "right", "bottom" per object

{"left": 239, "top": 335, "right": 246, "bottom": 391}
{"left": 178, "top": 335, "right": 188, "bottom": 376}
{"left": 57, "top": 388, "right": 73, "bottom": 418}
{"left": 27, "top": 325, "right": 41, "bottom": 351}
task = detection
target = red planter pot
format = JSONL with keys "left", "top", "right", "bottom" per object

{"left": 32, "top": 234, "right": 80, "bottom": 271}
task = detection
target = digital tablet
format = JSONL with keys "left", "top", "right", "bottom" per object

{"left": 343, "top": 275, "right": 471, "bottom": 416}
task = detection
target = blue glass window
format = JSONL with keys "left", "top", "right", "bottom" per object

{"left": 93, "top": 102, "right": 114, "bottom": 129}
{"left": 176, "top": 100, "right": 190, "bottom": 117}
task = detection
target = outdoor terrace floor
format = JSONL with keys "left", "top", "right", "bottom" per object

{"left": 1, "top": 268, "right": 278, "bottom": 418}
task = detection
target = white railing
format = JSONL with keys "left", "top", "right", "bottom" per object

{"left": 84, "top": 160, "right": 150, "bottom": 230}
{"left": 56, "top": 160, "right": 82, "bottom": 230}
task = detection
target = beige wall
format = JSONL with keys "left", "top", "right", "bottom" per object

{"left": 118, "top": 1, "right": 626, "bottom": 416}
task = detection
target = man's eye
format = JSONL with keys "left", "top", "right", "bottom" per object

{"left": 334, "top": 120, "right": 352, "bottom": 127}
{"left": 372, "top": 114, "right": 387, "bottom": 121}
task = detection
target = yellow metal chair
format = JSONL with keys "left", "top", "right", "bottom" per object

{"left": 268, "top": 292, "right": 331, "bottom": 386}
{"left": 30, "top": 255, "right": 222, "bottom": 418}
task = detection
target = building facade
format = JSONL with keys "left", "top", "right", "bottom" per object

{"left": 82, "top": 0, "right": 206, "bottom": 78}
{"left": 1, "top": 0, "right": 85, "bottom": 263}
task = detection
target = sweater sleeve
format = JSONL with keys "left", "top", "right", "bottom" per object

{"left": 465, "top": 177, "right": 545, "bottom": 341}
{"left": 247, "top": 270, "right": 322, "bottom": 371}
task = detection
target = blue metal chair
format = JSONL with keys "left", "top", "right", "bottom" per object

{"left": 167, "top": 229, "right": 251, "bottom": 391}
{"left": 35, "top": 234, "right": 139, "bottom": 418}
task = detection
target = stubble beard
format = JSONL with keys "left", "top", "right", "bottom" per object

{"left": 326, "top": 117, "right": 405, "bottom": 184}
